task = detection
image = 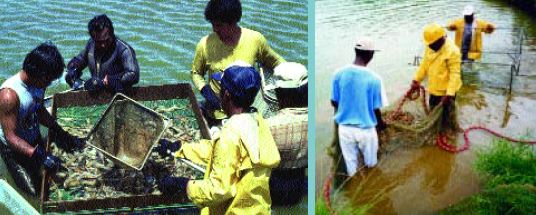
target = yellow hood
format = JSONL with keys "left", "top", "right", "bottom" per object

{"left": 226, "top": 112, "right": 280, "bottom": 168}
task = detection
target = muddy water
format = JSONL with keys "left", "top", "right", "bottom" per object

{"left": 316, "top": 0, "right": 536, "bottom": 213}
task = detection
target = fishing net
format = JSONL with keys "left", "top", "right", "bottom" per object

{"left": 379, "top": 87, "right": 458, "bottom": 153}
{"left": 327, "top": 86, "right": 458, "bottom": 180}
{"left": 49, "top": 96, "right": 205, "bottom": 201}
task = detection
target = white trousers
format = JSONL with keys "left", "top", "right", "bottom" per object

{"left": 338, "top": 124, "right": 379, "bottom": 176}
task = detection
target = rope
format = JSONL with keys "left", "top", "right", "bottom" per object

{"left": 437, "top": 125, "right": 536, "bottom": 153}
{"left": 386, "top": 86, "right": 429, "bottom": 122}
{"left": 322, "top": 174, "right": 336, "bottom": 215}
{"left": 387, "top": 85, "right": 536, "bottom": 153}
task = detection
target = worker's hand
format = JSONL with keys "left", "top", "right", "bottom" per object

{"left": 65, "top": 68, "right": 78, "bottom": 87}
{"left": 408, "top": 80, "right": 420, "bottom": 95}
{"left": 201, "top": 85, "right": 221, "bottom": 110}
{"left": 31, "top": 145, "right": 62, "bottom": 173}
{"left": 158, "top": 176, "right": 190, "bottom": 195}
{"left": 84, "top": 77, "right": 105, "bottom": 91}
{"left": 376, "top": 120, "right": 387, "bottom": 132}
{"left": 155, "top": 139, "right": 181, "bottom": 158}
{"left": 441, "top": 96, "right": 454, "bottom": 107}
{"left": 103, "top": 75, "right": 109, "bottom": 86}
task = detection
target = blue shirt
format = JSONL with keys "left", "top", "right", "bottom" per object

{"left": 332, "top": 65, "right": 388, "bottom": 128}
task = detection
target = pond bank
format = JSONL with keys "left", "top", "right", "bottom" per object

{"left": 500, "top": 0, "right": 536, "bottom": 17}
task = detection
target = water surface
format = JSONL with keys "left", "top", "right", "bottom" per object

{"left": 316, "top": 0, "right": 536, "bottom": 213}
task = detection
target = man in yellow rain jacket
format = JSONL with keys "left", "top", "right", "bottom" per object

{"left": 192, "top": 0, "right": 285, "bottom": 126}
{"left": 410, "top": 23, "right": 462, "bottom": 133}
{"left": 447, "top": 5, "right": 495, "bottom": 61}
{"left": 158, "top": 65, "right": 281, "bottom": 215}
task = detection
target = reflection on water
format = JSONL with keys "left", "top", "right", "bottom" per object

{"left": 316, "top": 0, "right": 536, "bottom": 213}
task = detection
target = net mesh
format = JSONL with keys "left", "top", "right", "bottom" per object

{"left": 328, "top": 87, "right": 458, "bottom": 180}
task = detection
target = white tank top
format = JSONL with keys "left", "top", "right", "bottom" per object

{"left": 0, "top": 73, "right": 44, "bottom": 146}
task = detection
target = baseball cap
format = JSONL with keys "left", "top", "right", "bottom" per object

{"left": 355, "top": 37, "right": 377, "bottom": 51}
{"left": 212, "top": 65, "right": 261, "bottom": 106}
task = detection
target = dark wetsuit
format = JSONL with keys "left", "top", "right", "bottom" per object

{"left": 67, "top": 37, "right": 139, "bottom": 92}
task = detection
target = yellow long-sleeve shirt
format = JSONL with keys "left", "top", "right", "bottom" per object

{"left": 414, "top": 39, "right": 462, "bottom": 96}
{"left": 447, "top": 18, "right": 495, "bottom": 60}
{"left": 176, "top": 112, "right": 281, "bottom": 215}
{"left": 191, "top": 28, "right": 285, "bottom": 119}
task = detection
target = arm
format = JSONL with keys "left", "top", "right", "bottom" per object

{"left": 374, "top": 109, "right": 386, "bottom": 131}
{"left": 105, "top": 47, "right": 140, "bottom": 90}
{"left": 191, "top": 39, "right": 208, "bottom": 91}
{"left": 373, "top": 80, "right": 387, "bottom": 130}
{"left": 446, "top": 20, "right": 457, "bottom": 31}
{"left": 174, "top": 139, "right": 213, "bottom": 167}
{"left": 37, "top": 104, "right": 84, "bottom": 151}
{"left": 446, "top": 53, "right": 462, "bottom": 96}
{"left": 331, "top": 100, "right": 338, "bottom": 113}
{"left": 66, "top": 41, "right": 90, "bottom": 86}
{"left": 0, "top": 89, "right": 35, "bottom": 157}
{"left": 414, "top": 52, "right": 428, "bottom": 83}
{"left": 257, "top": 34, "right": 285, "bottom": 70}
{"left": 186, "top": 132, "right": 240, "bottom": 207}
{"left": 37, "top": 105, "right": 61, "bottom": 130}
{"left": 118, "top": 47, "right": 140, "bottom": 86}
{"left": 482, "top": 20, "right": 495, "bottom": 34}
{"left": 331, "top": 74, "right": 339, "bottom": 113}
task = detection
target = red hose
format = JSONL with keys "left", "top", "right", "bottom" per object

{"left": 390, "top": 86, "right": 536, "bottom": 153}
{"left": 437, "top": 125, "right": 536, "bottom": 153}
{"left": 322, "top": 174, "right": 336, "bottom": 215}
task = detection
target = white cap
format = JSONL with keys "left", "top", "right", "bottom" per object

{"left": 463, "top": 5, "right": 474, "bottom": 16}
{"left": 355, "top": 37, "right": 377, "bottom": 51}
{"left": 273, "top": 62, "right": 308, "bottom": 88}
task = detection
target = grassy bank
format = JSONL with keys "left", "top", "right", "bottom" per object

{"left": 498, "top": 0, "right": 536, "bottom": 16}
{"left": 442, "top": 139, "right": 536, "bottom": 214}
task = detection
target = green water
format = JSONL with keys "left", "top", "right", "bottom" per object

{"left": 316, "top": 0, "right": 536, "bottom": 213}
{"left": 0, "top": 0, "right": 307, "bottom": 93}
{"left": 0, "top": 0, "right": 307, "bottom": 213}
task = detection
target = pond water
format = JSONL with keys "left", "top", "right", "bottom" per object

{"left": 0, "top": 1, "right": 307, "bottom": 214}
{"left": 316, "top": 0, "right": 536, "bottom": 213}
{"left": 0, "top": 0, "right": 307, "bottom": 91}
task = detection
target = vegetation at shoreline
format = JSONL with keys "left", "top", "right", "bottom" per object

{"left": 442, "top": 139, "right": 536, "bottom": 214}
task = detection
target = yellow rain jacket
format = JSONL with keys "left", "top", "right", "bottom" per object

{"left": 175, "top": 111, "right": 281, "bottom": 215}
{"left": 447, "top": 18, "right": 495, "bottom": 60}
{"left": 414, "top": 39, "right": 462, "bottom": 96}
{"left": 191, "top": 27, "right": 285, "bottom": 119}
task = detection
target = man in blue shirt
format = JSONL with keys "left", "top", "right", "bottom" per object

{"left": 331, "top": 37, "right": 388, "bottom": 176}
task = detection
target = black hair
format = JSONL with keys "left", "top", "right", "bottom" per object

{"left": 354, "top": 49, "right": 374, "bottom": 64}
{"left": 204, "top": 0, "right": 242, "bottom": 24}
{"left": 88, "top": 14, "right": 115, "bottom": 38}
{"left": 23, "top": 42, "right": 65, "bottom": 80}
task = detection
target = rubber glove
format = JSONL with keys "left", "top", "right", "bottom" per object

{"left": 31, "top": 145, "right": 62, "bottom": 173}
{"left": 54, "top": 128, "right": 86, "bottom": 152}
{"left": 155, "top": 139, "right": 182, "bottom": 158}
{"left": 158, "top": 176, "right": 190, "bottom": 195}
{"left": 201, "top": 85, "right": 221, "bottom": 110}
